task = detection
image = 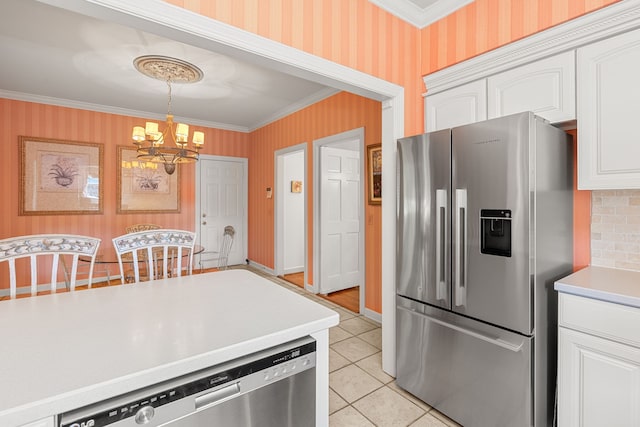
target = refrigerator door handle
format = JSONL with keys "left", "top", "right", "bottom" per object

{"left": 435, "top": 189, "right": 447, "bottom": 301}
{"left": 399, "top": 305, "right": 524, "bottom": 353}
{"left": 455, "top": 189, "right": 467, "bottom": 307}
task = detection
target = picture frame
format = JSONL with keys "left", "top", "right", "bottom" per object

{"left": 291, "top": 180, "right": 302, "bottom": 193}
{"left": 367, "top": 144, "right": 382, "bottom": 205}
{"left": 19, "top": 136, "right": 104, "bottom": 215}
{"left": 117, "top": 146, "right": 181, "bottom": 213}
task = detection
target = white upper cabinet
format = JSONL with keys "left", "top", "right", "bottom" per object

{"left": 577, "top": 27, "right": 640, "bottom": 189}
{"left": 487, "top": 51, "right": 576, "bottom": 123}
{"left": 424, "top": 79, "right": 486, "bottom": 132}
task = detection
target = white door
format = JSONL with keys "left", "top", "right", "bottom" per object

{"left": 196, "top": 156, "right": 247, "bottom": 269}
{"left": 320, "top": 146, "right": 361, "bottom": 294}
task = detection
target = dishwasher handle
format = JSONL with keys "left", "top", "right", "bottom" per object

{"left": 195, "top": 382, "right": 241, "bottom": 411}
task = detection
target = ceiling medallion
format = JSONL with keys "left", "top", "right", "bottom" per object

{"left": 133, "top": 55, "right": 203, "bottom": 84}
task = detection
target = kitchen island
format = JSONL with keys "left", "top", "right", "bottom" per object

{"left": 0, "top": 269, "right": 339, "bottom": 427}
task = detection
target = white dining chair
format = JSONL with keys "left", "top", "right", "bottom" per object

{"left": 112, "top": 229, "right": 196, "bottom": 284}
{"left": 0, "top": 234, "right": 101, "bottom": 299}
{"left": 199, "top": 225, "right": 235, "bottom": 272}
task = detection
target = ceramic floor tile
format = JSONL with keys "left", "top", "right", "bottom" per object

{"left": 355, "top": 352, "right": 394, "bottom": 384}
{"left": 332, "top": 306, "right": 358, "bottom": 322}
{"left": 329, "top": 364, "right": 383, "bottom": 403}
{"left": 353, "top": 386, "right": 425, "bottom": 427}
{"left": 329, "top": 388, "right": 348, "bottom": 414}
{"left": 386, "top": 381, "right": 433, "bottom": 412}
{"left": 329, "top": 406, "right": 375, "bottom": 427}
{"left": 329, "top": 348, "right": 351, "bottom": 372}
{"left": 329, "top": 326, "right": 353, "bottom": 345}
{"left": 409, "top": 412, "right": 449, "bottom": 427}
{"left": 430, "top": 410, "right": 463, "bottom": 427}
{"left": 331, "top": 336, "right": 379, "bottom": 363}
{"left": 357, "top": 327, "right": 382, "bottom": 349}
{"left": 340, "top": 316, "right": 379, "bottom": 335}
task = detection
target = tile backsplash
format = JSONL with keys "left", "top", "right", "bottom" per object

{"left": 591, "top": 190, "right": 640, "bottom": 271}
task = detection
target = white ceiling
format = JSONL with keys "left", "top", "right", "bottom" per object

{"left": 1, "top": 0, "right": 469, "bottom": 133}
{"left": 369, "top": 0, "right": 474, "bottom": 28}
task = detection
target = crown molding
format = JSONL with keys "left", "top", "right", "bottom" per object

{"left": 423, "top": 0, "right": 640, "bottom": 96}
{"left": 0, "top": 89, "right": 251, "bottom": 133}
{"left": 368, "top": 0, "right": 473, "bottom": 29}
{"left": 248, "top": 87, "right": 340, "bottom": 132}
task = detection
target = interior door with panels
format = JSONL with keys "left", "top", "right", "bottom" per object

{"left": 198, "top": 157, "right": 247, "bottom": 269}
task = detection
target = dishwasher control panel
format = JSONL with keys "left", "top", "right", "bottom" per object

{"left": 58, "top": 337, "right": 316, "bottom": 427}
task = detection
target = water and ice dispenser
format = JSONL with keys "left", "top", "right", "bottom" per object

{"left": 480, "top": 209, "right": 512, "bottom": 257}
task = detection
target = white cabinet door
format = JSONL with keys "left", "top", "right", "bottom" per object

{"left": 558, "top": 327, "right": 640, "bottom": 427}
{"left": 424, "top": 80, "right": 486, "bottom": 132}
{"left": 488, "top": 51, "right": 575, "bottom": 123}
{"left": 577, "top": 28, "right": 640, "bottom": 189}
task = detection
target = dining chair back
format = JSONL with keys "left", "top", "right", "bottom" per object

{"left": 125, "top": 224, "right": 161, "bottom": 233}
{"left": 112, "top": 229, "right": 196, "bottom": 284}
{"left": 0, "top": 234, "right": 101, "bottom": 299}
{"left": 199, "top": 225, "right": 235, "bottom": 271}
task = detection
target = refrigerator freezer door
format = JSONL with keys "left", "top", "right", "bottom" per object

{"left": 452, "top": 112, "right": 533, "bottom": 334}
{"left": 396, "top": 296, "right": 533, "bottom": 427}
{"left": 397, "top": 130, "right": 451, "bottom": 309}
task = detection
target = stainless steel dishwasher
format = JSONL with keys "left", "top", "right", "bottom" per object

{"left": 58, "top": 336, "right": 316, "bottom": 427}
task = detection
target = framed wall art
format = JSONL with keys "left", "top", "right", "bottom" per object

{"left": 367, "top": 144, "right": 382, "bottom": 205}
{"left": 19, "top": 136, "right": 104, "bottom": 215}
{"left": 117, "top": 146, "right": 180, "bottom": 213}
{"left": 291, "top": 180, "right": 302, "bottom": 193}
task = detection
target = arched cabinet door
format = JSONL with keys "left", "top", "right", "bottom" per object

{"left": 424, "top": 80, "right": 486, "bottom": 132}
{"left": 577, "top": 27, "right": 640, "bottom": 189}
{"left": 487, "top": 51, "right": 575, "bottom": 124}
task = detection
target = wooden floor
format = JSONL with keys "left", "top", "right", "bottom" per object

{"left": 281, "top": 272, "right": 360, "bottom": 313}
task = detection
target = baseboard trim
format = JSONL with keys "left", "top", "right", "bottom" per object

{"left": 363, "top": 308, "right": 382, "bottom": 324}
{"left": 247, "top": 260, "right": 276, "bottom": 276}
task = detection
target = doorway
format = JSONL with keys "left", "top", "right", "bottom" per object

{"left": 274, "top": 143, "right": 307, "bottom": 289}
{"left": 46, "top": 0, "right": 404, "bottom": 376}
{"left": 195, "top": 155, "right": 248, "bottom": 270}
{"left": 313, "top": 128, "right": 365, "bottom": 314}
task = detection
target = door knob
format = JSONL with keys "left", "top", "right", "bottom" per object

{"left": 202, "top": 213, "right": 207, "bottom": 217}
{"left": 202, "top": 221, "right": 207, "bottom": 225}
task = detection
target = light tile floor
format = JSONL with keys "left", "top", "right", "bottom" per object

{"left": 251, "top": 266, "right": 463, "bottom": 427}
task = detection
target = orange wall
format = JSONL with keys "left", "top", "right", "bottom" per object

{"left": 0, "top": 98, "right": 249, "bottom": 282}
{"left": 164, "top": 0, "right": 423, "bottom": 135}
{"left": 421, "top": 0, "right": 620, "bottom": 74}
{"left": 248, "top": 92, "right": 382, "bottom": 310}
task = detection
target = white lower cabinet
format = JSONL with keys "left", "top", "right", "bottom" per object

{"left": 558, "top": 293, "right": 640, "bottom": 426}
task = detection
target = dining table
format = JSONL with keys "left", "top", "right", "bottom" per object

{"left": 77, "top": 245, "right": 205, "bottom": 283}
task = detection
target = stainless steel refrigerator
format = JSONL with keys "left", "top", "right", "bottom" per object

{"left": 396, "top": 112, "right": 573, "bottom": 427}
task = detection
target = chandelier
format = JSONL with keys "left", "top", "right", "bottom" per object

{"left": 131, "top": 55, "right": 204, "bottom": 175}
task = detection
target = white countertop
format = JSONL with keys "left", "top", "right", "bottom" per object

{"left": 554, "top": 266, "right": 640, "bottom": 308}
{"left": 0, "top": 270, "right": 339, "bottom": 426}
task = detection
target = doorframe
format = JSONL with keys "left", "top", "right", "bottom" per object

{"left": 32, "top": 0, "right": 404, "bottom": 377}
{"left": 194, "top": 154, "right": 249, "bottom": 267}
{"left": 274, "top": 143, "right": 308, "bottom": 288}
{"left": 313, "top": 128, "right": 365, "bottom": 314}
